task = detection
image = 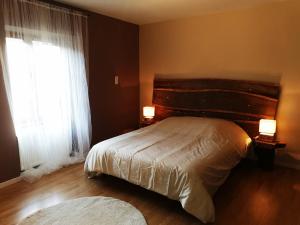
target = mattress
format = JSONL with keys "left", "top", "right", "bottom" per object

{"left": 84, "top": 117, "right": 250, "bottom": 223}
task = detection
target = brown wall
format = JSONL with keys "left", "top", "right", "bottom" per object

{"left": 0, "top": 10, "right": 21, "bottom": 183}
{"left": 0, "top": 68, "right": 20, "bottom": 183}
{"left": 0, "top": 7, "right": 139, "bottom": 182}
{"left": 88, "top": 12, "right": 139, "bottom": 144}
{"left": 140, "top": 0, "right": 300, "bottom": 168}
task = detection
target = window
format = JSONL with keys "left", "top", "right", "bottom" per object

{"left": 1, "top": 0, "right": 90, "bottom": 181}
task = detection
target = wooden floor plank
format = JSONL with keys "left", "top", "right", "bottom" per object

{"left": 0, "top": 160, "right": 299, "bottom": 225}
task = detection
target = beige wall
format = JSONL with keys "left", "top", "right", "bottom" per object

{"left": 139, "top": 0, "right": 300, "bottom": 167}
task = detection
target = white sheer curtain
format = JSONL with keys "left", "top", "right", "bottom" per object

{"left": 0, "top": 0, "right": 91, "bottom": 182}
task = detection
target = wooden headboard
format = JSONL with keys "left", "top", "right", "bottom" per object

{"left": 152, "top": 78, "right": 281, "bottom": 138}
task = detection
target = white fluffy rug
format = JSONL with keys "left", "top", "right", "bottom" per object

{"left": 19, "top": 196, "right": 148, "bottom": 225}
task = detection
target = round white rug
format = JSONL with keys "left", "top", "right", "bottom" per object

{"left": 19, "top": 196, "right": 147, "bottom": 225}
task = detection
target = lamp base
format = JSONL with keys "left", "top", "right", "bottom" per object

{"left": 142, "top": 118, "right": 154, "bottom": 124}
{"left": 140, "top": 118, "right": 156, "bottom": 128}
{"left": 258, "top": 134, "right": 275, "bottom": 142}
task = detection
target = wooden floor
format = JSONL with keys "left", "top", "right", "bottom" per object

{"left": 0, "top": 160, "right": 299, "bottom": 225}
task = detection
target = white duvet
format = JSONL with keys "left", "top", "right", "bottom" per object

{"left": 84, "top": 117, "right": 250, "bottom": 223}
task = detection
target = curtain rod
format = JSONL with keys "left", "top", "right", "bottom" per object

{"left": 20, "top": 0, "right": 88, "bottom": 18}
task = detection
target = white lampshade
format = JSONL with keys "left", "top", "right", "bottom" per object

{"left": 143, "top": 106, "right": 155, "bottom": 119}
{"left": 259, "top": 119, "right": 276, "bottom": 136}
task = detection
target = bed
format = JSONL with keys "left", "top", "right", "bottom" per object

{"left": 85, "top": 78, "right": 280, "bottom": 223}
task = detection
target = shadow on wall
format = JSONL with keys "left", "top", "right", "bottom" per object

{"left": 276, "top": 91, "right": 300, "bottom": 161}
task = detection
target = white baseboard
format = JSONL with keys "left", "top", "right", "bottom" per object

{"left": 0, "top": 176, "right": 21, "bottom": 189}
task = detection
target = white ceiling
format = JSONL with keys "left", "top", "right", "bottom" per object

{"left": 57, "top": 0, "right": 285, "bottom": 25}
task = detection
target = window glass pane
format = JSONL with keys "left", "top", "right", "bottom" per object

{"left": 5, "top": 38, "right": 71, "bottom": 135}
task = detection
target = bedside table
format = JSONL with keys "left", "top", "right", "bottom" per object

{"left": 140, "top": 119, "right": 156, "bottom": 128}
{"left": 253, "top": 137, "right": 286, "bottom": 170}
